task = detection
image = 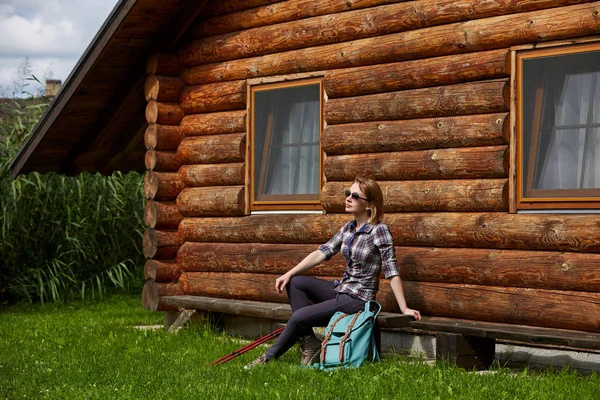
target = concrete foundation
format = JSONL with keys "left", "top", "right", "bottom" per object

{"left": 168, "top": 312, "right": 600, "bottom": 374}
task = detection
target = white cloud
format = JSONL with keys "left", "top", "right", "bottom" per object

{"left": 0, "top": 0, "right": 119, "bottom": 97}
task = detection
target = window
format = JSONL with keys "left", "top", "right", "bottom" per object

{"left": 517, "top": 43, "right": 600, "bottom": 209}
{"left": 249, "top": 78, "right": 323, "bottom": 210}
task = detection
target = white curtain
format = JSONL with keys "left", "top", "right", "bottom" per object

{"left": 262, "top": 95, "right": 320, "bottom": 196}
{"left": 536, "top": 71, "right": 600, "bottom": 190}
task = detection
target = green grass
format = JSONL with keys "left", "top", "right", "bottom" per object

{"left": 1, "top": 296, "right": 599, "bottom": 400}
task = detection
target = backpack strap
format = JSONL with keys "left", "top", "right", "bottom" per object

{"left": 370, "top": 332, "right": 380, "bottom": 362}
{"left": 338, "top": 311, "right": 362, "bottom": 362}
{"left": 320, "top": 313, "right": 347, "bottom": 364}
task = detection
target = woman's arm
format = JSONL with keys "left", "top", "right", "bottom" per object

{"left": 275, "top": 250, "right": 326, "bottom": 293}
{"left": 389, "top": 275, "right": 421, "bottom": 320}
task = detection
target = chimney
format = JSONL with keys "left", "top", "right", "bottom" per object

{"left": 45, "top": 79, "right": 62, "bottom": 97}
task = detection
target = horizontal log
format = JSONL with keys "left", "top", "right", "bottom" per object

{"left": 378, "top": 280, "right": 600, "bottom": 332}
{"left": 145, "top": 150, "right": 181, "bottom": 172}
{"left": 143, "top": 228, "right": 183, "bottom": 259}
{"left": 179, "top": 272, "right": 289, "bottom": 303}
{"left": 324, "top": 80, "right": 509, "bottom": 125}
{"left": 181, "top": 0, "right": 586, "bottom": 66}
{"left": 188, "top": 0, "right": 405, "bottom": 38}
{"left": 144, "top": 259, "right": 182, "bottom": 282}
{"left": 142, "top": 279, "right": 183, "bottom": 311}
{"left": 176, "top": 272, "right": 600, "bottom": 332}
{"left": 177, "top": 134, "right": 246, "bottom": 164}
{"left": 177, "top": 242, "right": 600, "bottom": 292}
{"left": 144, "top": 75, "right": 184, "bottom": 102}
{"left": 181, "top": 3, "right": 600, "bottom": 85}
{"left": 325, "top": 49, "right": 509, "bottom": 98}
{"left": 144, "top": 200, "right": 183, "bottom": 230}
{"left": 180, "top": 110, "right": 247, "bottom": 136}
{"left": 202, "top": 0, "right": 286, "bottom": 17}
{"left": 177, "top": 242, "right": 343, "bottom": 276}
{"left": 182, "top": 1, "right": 417, "bottom": 65}
{"left": 322, "top": 179, "right": 508, "bottom": 213}
{"left": 146, "top": 53, "right": 181, "bottom": 75}
{"left": 397, "top": 247, "right": 600, "bottom": 293}
{"left": 322, "top": 113, "right": 508, "bottom": 155}
{"left": 324, "top": 146, "right": 508, "bottom": 181}
{"left": 145, "top": 100, "right": 184, "bottom": 125}
{"left": 179, "top": 163, "right": 245, "bottom": 186}
{"left": 179, "top": 214, "right": 339, "bottom": 244}
{"left": 145, "top": 124, "right": 185, "bottom": 151}
{"left": 179, "top": 213, "right": 600, "bottom": 252}
{"left": 176, "top": 186, "right": 246, "bottom": 217}
{"left": 180, "top": 80, "right": 246, "bottom": 114}
{"left": 144, "top": 171, "right": 185, "bottom": 201}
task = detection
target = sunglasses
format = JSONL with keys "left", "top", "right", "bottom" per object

{"left": 345, "top": 189, "right": 370, "bottom": 202}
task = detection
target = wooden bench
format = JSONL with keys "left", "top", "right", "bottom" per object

{"left": 402, "top": 317, "right": 600, "bottom": 369}
{"left": 161, "top": 295, "right": 600, "bottom": 370}
{"left": 161, "top": 295, "right": 412, "bottom": 329}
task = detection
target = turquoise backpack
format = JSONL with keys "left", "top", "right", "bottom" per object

{"left": 311, "top": 301, "right": 381, "bottom": 369}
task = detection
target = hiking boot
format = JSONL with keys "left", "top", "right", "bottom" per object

{"left": 299, "top": 335, "right": 322, "bottom": 366}
{"left": 244, "top": 354, "right": 269, "bottom": 370}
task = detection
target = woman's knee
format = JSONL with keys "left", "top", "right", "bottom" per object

{"left": 289, "top": 275, "right": 302, "bottom": 285}
{"left": 287, "top": 308, "right": 313, "bottom": 329}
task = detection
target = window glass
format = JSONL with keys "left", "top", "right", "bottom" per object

{"left": 252, "top": 81, "right": 321, "bottom": 207}
{"left": 520, "top": 48, "right": 600, "bottom": 201}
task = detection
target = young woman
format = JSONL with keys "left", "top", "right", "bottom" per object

{"left": 245, "top": 176, "right": 421, "bottom": 369}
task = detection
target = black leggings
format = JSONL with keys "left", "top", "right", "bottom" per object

{"left": 264, "top": 275, "right": 365, "bottom": 360}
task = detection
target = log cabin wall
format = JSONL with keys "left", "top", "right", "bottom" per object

{"left": 142, "top": 0, "right": 600, "bottom": 333}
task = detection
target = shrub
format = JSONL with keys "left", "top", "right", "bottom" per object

{"left": 0, "top": 96, "right": 146, "bottom": 303}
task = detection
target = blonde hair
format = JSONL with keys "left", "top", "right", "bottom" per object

{"left": 354, "top": 176, "right": 384, "bottom": 225}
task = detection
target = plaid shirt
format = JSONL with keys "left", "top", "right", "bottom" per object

{"left": 318, "top": 220, "right": 399, "bottom": 301}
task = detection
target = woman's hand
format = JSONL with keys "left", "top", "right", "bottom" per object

{"left": 402, "top": 307, "right": 421, "bottom": 320}
{"left": 275, "top": 273, "right": 291, "bottom": 294}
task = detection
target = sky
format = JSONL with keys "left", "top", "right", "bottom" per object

{"left": 0, "top": 0, "right": 119, "bottom": 98}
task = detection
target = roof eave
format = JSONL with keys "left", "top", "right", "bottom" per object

{"left": 9, "top": 0, "right": 138, "bottom": 179}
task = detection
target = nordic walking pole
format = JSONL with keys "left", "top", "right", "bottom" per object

{"left": 210, "top": 327, "right": 284, "bottom": 366}
{"left": 210, "top": 326, "right": 285, "bottom": 366}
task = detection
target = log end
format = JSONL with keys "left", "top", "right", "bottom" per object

{"left": 145, "top": 124, "right": 157, "bottom": 150}
{"left": 145, "top": 150, "right": 157, "bottom": 171}
{"left": 144, "top": 172, "right": 158, "bottom": 200}
{"left": 143, "top": 228, "right": 158, "bottom": 259}
{"left": 144, "top": 200, "right": 157, "bottom": 228}
{"left": 145, "top": 75, "right": 160, "bottom": 102}
{"left": 142, "top": 279, "right": 159, "bottom": 311}
{"left": 146, "top": 100, "right": 158, "bottom": 124}
{"left": 144, "top": 259, "right": 157, "bottom": 280}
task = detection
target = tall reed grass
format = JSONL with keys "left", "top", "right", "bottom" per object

{"left": 0, "top": 97, "right": 146, "bottom": 303}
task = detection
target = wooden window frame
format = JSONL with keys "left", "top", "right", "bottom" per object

{"left": 247, "top": 77, "right": 324, "bottom": 212}
{"left": 515, "top": 42, "right": 600, "bottom": 210}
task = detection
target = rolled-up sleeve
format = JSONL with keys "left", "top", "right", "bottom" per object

{"left": 373, "top": 224, "right": 399, "bottom": 279}
{"left": 318, "top": 226, "right": 345, "bottom": 261}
